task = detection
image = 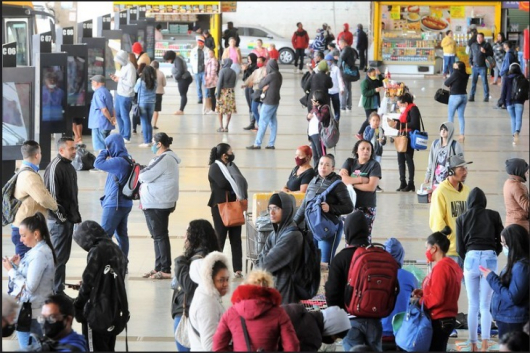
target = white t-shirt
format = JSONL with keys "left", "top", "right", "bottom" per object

{"left": 308, "top": 112, "right": 320, "bottom": 136}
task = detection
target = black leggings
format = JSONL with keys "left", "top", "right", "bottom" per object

{"left": 208, "top": 87, "right": 217, "bottom": 111}
{"left": 211, "top": 206, "right": 242, "bottom": 272}
{"left": 244, "top": 87, "right": 253, "bottom": 113}
{"left": 430, "top": 318, "right": 456, "bottom": 352}
{"left": 397, "top": 145, "right": 415, "bottom": 184}
{"left": 178, "top": 77, "right": 192, "bottom": 111}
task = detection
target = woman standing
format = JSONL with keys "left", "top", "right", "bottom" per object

{"left": 503, "top": 158, "right": 529, "bottom": 231}
{"left": 251, "top": 39, "right": 270, "bottom": 62}
{"left": 163, "top": 50, "right": 193, "bottom": 116}
{"left": 480, "top": 225, "right": 529, "bottom": 338}
{"left": 424, "top": 122, "right": 464, "bottom": 191}
{"left": 307, "top": 90, "right": 331, "bottom": 166}
{"left": 387, "top": 93, "right": 422, "bottom": 192}
{"left": 3, "top": 213, "right": 56, "bottom": 350}
{"left": 151, "top": 60, "right": 167, "bottom": 130}
{"left": 129, "top": 53, "right": 140, "bottom": 134}
{"left": 134, "top": 65, "right": 157, "bottom": 147}
{"left": 339, "top": 140, "right": 382, "bottom": 234}
{"left": 222, "top": 37, "right": 242, "bottom": 76}
{"left": 208, "top": 143, "right": 248, "bottom": 278}
{"left": 504, "top": 64, "right": 527, "bottom": 144}
{"left": 204, "top": 49, "right": 219, "bottom": 115}
{"left": 282, "top": 145, "right": 316, "bottom": 193}
{"left": 412, "top": 226, "right": 463, "bottom": 352}
{"left": 216, "top": 59, "right": 237, "bottom": 132}
{"left": 188, "top": 251, "right": 230, "bottom": 351}
{"left": 444, "top": 61, "right": 470, "bottom": 142}
{"left": 139, "top": 133, "right": 181, "bottom": 279}
{"left": 172, "top": 219, "right": 220, "bottom": 351}
{"left": 441, "top": 30, "right": 456, "bottom": 78}
{"left": 492, "top": 33, "right": 506, "bottom": 85}
{"left": 242, "top": 56, "right": 268, "bottom": 131}
{"left": 456, "top": 187, "right": 504, "bottom": 352}
{"left": 241, "top": 53, "right": 258, "bottom": 129}
{"left": 294, "top": 154, "right": 354, "bottom": 265}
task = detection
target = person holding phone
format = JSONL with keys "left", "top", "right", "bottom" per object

{"left": 306, "top": 90, "right": 331, "bottom": 166}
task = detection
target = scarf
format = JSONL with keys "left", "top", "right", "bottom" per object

{"left": 215, "top": 160, "right": 245, "bottom": 200}
{"left": 399, "top": 103, "right": 416, "bottom": 124}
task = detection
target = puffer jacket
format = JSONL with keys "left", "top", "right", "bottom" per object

{"left": 138, "top": 149, "right": 180, "bottom": 210}
{"left": 212, "top": 285, "right": 300, "bottom": 352}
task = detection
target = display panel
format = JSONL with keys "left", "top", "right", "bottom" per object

{"left": 106, "top": 39, "right": 122, "bottom": 76}
{"left": 67, "top": 56, "right": 87, "bottom": 106}
{"left": 3, "top": 83, "right": 31, "bottom": 146}
{"left": 122, "top": 33, "right": 135, "bottom": 52}
{"left": 41, "top": 66, "right": 65, "bottom": 122}
{"left": 87, "top": 47, "right": 104, "bottom": 93}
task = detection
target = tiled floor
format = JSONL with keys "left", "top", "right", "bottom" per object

{"left": 2, "top": 65, "right": 528, "bottom": 351}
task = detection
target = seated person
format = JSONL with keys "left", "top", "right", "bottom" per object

{"left": 282, "top": 145, "right": 316, "bottom": 193}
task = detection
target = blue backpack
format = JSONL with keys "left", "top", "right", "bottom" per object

{"left": 395, "top": 302, "right": 433, "bottom": 352}
{"left": 304, "top": 180, "right": 343, "bottom": 241}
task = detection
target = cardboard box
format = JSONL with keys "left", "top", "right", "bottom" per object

{"left": 251, "top": 192, "right": 306, "bottom": 224}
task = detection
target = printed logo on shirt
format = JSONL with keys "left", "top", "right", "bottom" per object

{"left": 451, "top": 201, "right": 467, "bottom": 218}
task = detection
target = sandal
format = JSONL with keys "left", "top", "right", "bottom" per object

{"left": 217, "top": 127, "right": 224, "bottom": 132}
{"left": 150, "top": 271, "right": 172, "bottom": 279}
{"left": 142, "top": 270, "right": 157, "bottom": 278}
{"left": 224, "top": 128, "right": 229, "bottom": 132}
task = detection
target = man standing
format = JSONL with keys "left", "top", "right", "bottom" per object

{"left": 337, "top": 23, "right": 353, "bottom": 47}
{"left": 429, "top": 155, "right": 472, "bottom": 267}
{"left": 292, "top": 22, "right": 309, "bottom": 74}
{"left": 87, "top": 75, "right": 115, "bottom": 155}
{"left": 246, "top": 59, "right": 283, "bottom": 150}
{"left": 357, "top": 68, "right": 385, "bottom": 139}
{"left": 223, "top": 22, "right": 240, "bottom": 48}
{"left": 12, "top": 140, "right": 61, "bottom": 258}
{"left": 325, "top": 53, "right": 345, "bottom": 121}
{"left": 338, "top": 38, "right": 358, "bottom": 111}
{"left": 356, "top": 24, "right": 369, "bottom": 72}
{"left": 44, "top": 137, "right": 81, "bottom": 296}
{"left": 469, "top": 33, "right": 493, "bottom": 102}
{"left": 110, "top": 50, "right": 136, "bottom": 144}
{"left": 190, "top": 37, "right": 206, "bottom": 104}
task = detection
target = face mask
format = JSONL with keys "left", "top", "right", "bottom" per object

{"left": 327, "top": 61, "right": 333, "bottom": 67}
{"left": 47, "top": 84, "right": 56, "bottom": 89}
{"left": 399, "top": 106, "right": 406, "bottom": 113}
{"left": 42, "top": 320, "right": 65, "bottom": 339}
{"left": 503, "top": 247, "right": 509, "bottom": 257}
{"left": 91, "top": 85, "right": 97, "bottom": 91}
{"left": 2, "top": 324, "right": 15, "bottom": 337}
{"left": 295, "top": 157, "right": 306, "bottom": 166}
{"left": 226, "top": 154, "right": 235, "bottom": 163}
{"left": 425, "top": 248, "right": 434, "bottom": 263}
{"left": 369, "top": 75, "right": 378, "bottom": 80}
{"left": 151, "top": 143, "right": 160, "bottom": 154}
{"left": 257, "top": 62, "right": 264, "bottom": 68}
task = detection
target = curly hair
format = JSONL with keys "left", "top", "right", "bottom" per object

{"left": 245, "top": 270, "right": 274, "bottom": 288}
{"left": 184, "top": 219, "right": 220, "bottom": 259}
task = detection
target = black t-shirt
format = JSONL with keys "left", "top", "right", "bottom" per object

{"left": 341, "top": 158, "right": 382, "bottom": 208}
{"left": 286, "top": 166, "right": 316, "bottom": 192}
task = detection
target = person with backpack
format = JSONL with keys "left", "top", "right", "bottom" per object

{"left": 72, "top": 220, "right": 128, "bottom": 352}
{"left": 456, "top": 187, "right": 504, "bottom": 352}
{"left": 139, "top": 133, "right": 181, "bottom": 280}
{"left": 292, "top": 22, "right": 310, "bottom": 74}
{"left": 163, "top": 50, "right": 193, "bottom": 116}
{"left": 503, "top": 158, "right": 529, "bottom": 232}
{"left": 498, "top": 41, "right": 519, "bottom": 109}
{"left": 306, "top": 90, "right": 331, "bottom": 167}
{"left": 357, "top": 67, "right": 385, "bottom": 140}
{"left": 294, "top": 154, "right": 354, "bottom": 265}
{"left": 503, "top": 64, "right": 528, "bottom": 144}
{"left": 212, "top": 270, "right": 300, "bottom": 351}
{"left": 338, "top": 37, "right": 359, "bottom": 111}
{"left": 424, "top": 122, "right": 465, "bottom": 191}
{"left": 257, "top": 193, "right": 303, "bottom": 304}
{"left": 411, "top": 226, "right": 463, "bottom": 352}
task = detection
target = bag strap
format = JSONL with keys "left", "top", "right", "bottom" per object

{"left": 240, "top": 316, "right": 252, "bottom": 352}
{"left": 319, "top": 179, "right": 343, "bottom": 200}
{"left": 418, "top": 112, "right": 425, "bottom": 132}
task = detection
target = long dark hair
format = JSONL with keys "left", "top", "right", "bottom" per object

{"left": 184, "top": 220, "right": 220, "bottom": 259}
{"left": 20, "top": 212, "right": 57, "bottom": 265}
{"left": 208, "top": 143, "right": 231, "bottom": 165}
{"left": 455, "top": 61, "right": 467, "bottom": 73}
{"left": 500, "top": 224, "right": 529, "bottom": 286}
{"left": 141, "top": 65, "right": 157, "bottom": 90}
{"left": 212, "top": 260, "right": 228, "bottom": 279}
{"left": 497, "top": 32, "right": 506, "bottom": 43}
{"left": 426, "top": 226, "right": 452, "bottom": 254}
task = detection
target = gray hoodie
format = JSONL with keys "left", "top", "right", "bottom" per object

{"left": 138, "top": 150, "right": 181, "bottom": 209}
{"left": 216, "top": 58, "right": 237, "bottom": 97}
{"left": 258, "top": 59, "right": 283, "bottom": 105}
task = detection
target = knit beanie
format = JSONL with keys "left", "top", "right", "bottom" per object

{"left": 132, "top": 42, "right": 143, "bottom": 54}
{"left": 268, "top": 193, "right": 282, "bottom": 209}
{"left": 317, "top": 60, "right": 329, "bottom": 73}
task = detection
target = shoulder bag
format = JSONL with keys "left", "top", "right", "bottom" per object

{"left": 218, "top": 192, "right": 247, "bottom": 227}
{"left": 394, "top": 122, "right": 409, "bottom": 153}
{"left": 240, "top": 316, "right": 264, "bottom": 352}
{"left": 16, "top": 285, "right": 32, "bottom": 332}
{"left": 434, "top": 87, "right": 450, "bottom": 105}
{"left": 174, "top": 293, "right": 191, "bottom": 348}
{"left": 409, "top": 113, "right": 429, "bottom": 150}
{"left": 131, "top": 81, "right": 142, "bottom": 126}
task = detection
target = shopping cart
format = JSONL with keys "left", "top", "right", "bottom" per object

{"left": 301, "top": 294, "right": 328, "bottom": 312}
{"left": 402, "top": 259, "right": 431, "bottom": 284}
{"left": 244, "top": 212, "right": 273, "bottom": 273}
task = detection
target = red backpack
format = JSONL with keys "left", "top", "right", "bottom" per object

{"left": 344, "top": 243, "right": 400, "bottom": 318}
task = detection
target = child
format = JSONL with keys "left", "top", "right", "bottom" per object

{"left": 269, "top": 43, "right": 280, "bottom": 61}
{"left": 363, "top": 112, "right": 386, "bottom": 191}
{"left": 307, "top": 90, "right": 330, "bottom": 167}
{"left": 151, "top": 60, "right": 166, "bottom": 130}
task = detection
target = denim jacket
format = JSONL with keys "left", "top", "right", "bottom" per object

{"left": 8, "top": 241, "right": 55, "bottom": 317}
{"left": 487, "top": 260, "right": 529, "bottom": 323}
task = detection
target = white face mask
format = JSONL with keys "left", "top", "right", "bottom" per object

{"left": 47, "top": 84, "right": 56, "bottom": 89}
{"left": 91, "top": 85, "right": 98, "bottom": 91}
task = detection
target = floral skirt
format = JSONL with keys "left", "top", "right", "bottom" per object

{"left": 216, "top": 88, "right": 237, "bottom": 114}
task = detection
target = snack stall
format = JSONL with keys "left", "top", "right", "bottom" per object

{"left": 373, "top": 2, "right": 502, "bottom": 75}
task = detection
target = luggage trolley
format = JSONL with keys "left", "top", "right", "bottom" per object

{"left": 244, "top": 212, "right": 274, "bottom": 273}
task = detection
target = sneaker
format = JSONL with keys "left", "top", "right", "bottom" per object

{"left": 234, "top": 271, "right": 244, "bottom": 279}
{"left": 468, "top": 97, "right": 475, "bottom": 102}
{"left": 197, "top": 100, "right": 203, "bottom": 104}
{"left": 376, "top": 186, "right": 383, "bottom": 192}
{"left": 514, "top": 132, "right": 520, "bottom": 143}
{"left": 450, "top": 329, "right": 458, "bottom": 338}
{"left": 355, "top": 133, "right": 363, "bottom": 140}
{"left": 265, "top": 146, "right": 275, "bottom": 150}
{"left": 483, "top": 97, "right": 489, "bottom": 102}
{"left": 153, "top": 126, "right": 159, "bottom": 130}
{"left": 138, "top": 143, "right": 151, "bottom": 148}
{"left": 123, "top": 139, "right": 131, "bottom": 144}
{"left": 246, "top": 145, "right": 261, "bottom": 150}
{"left": 347, "top": 108, "right": 352, "bottom": 111}
{"left": 341, "top": 108, "right": 346, "bottom": 111}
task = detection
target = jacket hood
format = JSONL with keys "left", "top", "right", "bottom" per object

{"left": 439, "top": 121, "right": 456, "bottom": 149}
{"left": 344, "top": 211, "right": 370, "bottom": 246}
{"left": 231, "top": 284, "right": 282, "bottom": 320}
{"left": 384, "top": 238, "right": 405, "bottom": 267}
{"left": 105, "top": 133, "right": 129, "bottom": 157}
{"left": 222, "top": 58, "right": 233, "bottom": 69}
{"left": 506, "top": 158, "right": 529, "bottom": 182}
{"left": 73, "top": 220, "right": 109, "bottom": 252}
{"left": 248, "top": 53, "right": 257, "bottom": 65}
{"left": 199, "top": 251, "right": 231, "bottom": 297}
{"left": 343, "top": 23, "right": 350, "bottom": 31}
{"left": 467, "top": 187, "right": 487, "bottom": 210}
{"left": 115, "top": 50, "right": 129, "bottom": 66}
{"left": 266, "top": 59, "right": 279, "bottom": 74}
{"left": 272, "top": 192, "right": 297, "bottom": 233}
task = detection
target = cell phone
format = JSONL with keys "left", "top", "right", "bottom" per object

{"left": 478, "top": 265, "right": 486, "bottom": 271}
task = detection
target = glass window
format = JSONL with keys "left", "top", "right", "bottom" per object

{"left": 3, "top": 82, "right": 31, "bottom": 146}
{"left": 5, "top": 20, "right": 29, "bottom": 66}
{"left": 247, "top": 28, "right": 268, "bottom": 37}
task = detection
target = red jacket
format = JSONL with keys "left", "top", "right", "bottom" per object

{"left": 337, "top": 24, "right": 353, "bottom": 47}
{"left": 419, "top": 257, "right": 463, "bottom": 319}
{"left": 269, "top": 49, "right": 279, "bottom": 61}
{"left": 292, "top": 29, "right": 310, "bottom": 49}
{"left": 213, "top": 285, "right": 300, "bottom": 352}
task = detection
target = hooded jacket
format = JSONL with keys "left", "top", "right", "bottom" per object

{"left": 337, "top": 24, "right": 353, "bottom": 47}
{"left": 306, "top": 69, "right": 333, "bottom": 111}
{"left": 311, "top": 29, "right": 326, "bottom": 52}
{"left": 500, "top": 49, "right": 518, "bottom": 77}
{"left": 444, "top": 67, "right": 469, "bottom": 95}
{"left": 189, "top": 251, "right": 229, "bottom": 351}
{"left": 504, "top": 72, "right": 527, "bottom": 106}
{"left": 93, "top": 134, "right": 133, "bottom": 209}
{"left": 292, "top": 28, "right": 309, "bottom": 49}
{"left": 325, "top": 211, "right": 370, "bottom": 309}
{"left": 360, "top": 73, "right": 385, "bottom": 110}
{"left": 258, "top": 193, "right": 303, "bottom": 304}
{"left": 258, "top": 59, "right": 283, "bottom": 106}
{"left": 73, "top": 220, "right": 128, "bottom": 323}
{"left": 242, "top": 53, "right": 258, "bottom": 81}
{"left": 171, "top": 54, "right": 192, "bottom": 81}
{"left": 503, "top": 158, "right": 529, "bottom": 231}
{"left": 213, "top": 285, "right": 300, "bottom": 352}
{"left": 356, "top": 27, "right": 368, "bottom": 51}
{"left": 216, "top": 58, "right": 237, "bottom": 97}
{"left": 456, "top": 187, "right": 504, "bottom": 260}
{"left": 429, "top": 178, "right": 471, "bottom": 256}
{"left": 138, "top": 149, "right": 181, "bottom": 210}
{"left": 115, "top": 51, "right": 136, "bottom": 98}
{"left": 425, "top": 122, "right": 465, "bottom": 188}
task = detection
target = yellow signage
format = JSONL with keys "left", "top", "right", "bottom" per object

{"left": 450, "top": 6, "right": 465, "bottom": 18}
{"left": 221, "top": 1, "right": 236, "bottom": 12}
{"left": 390, "top": 5, "right": 401, "bottom": 20}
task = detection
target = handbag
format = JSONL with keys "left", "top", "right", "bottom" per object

{"left": 434, "top": 88, "right": 450, "bottom": 105}
{"left": 395, "top": 302, "right": 433, "bottom": 352}
{"left": 485, "top": 56, "right": 496, "bottom": 69}
{"left": 174, "top": 294, "right": 191, "bottom": 348}
{"left": 131, "top": 81, "right": 142, "bottom": 124}
{"left": 218, "top": 192, "right": 247, "bottom": 227}
{"left": 394, "top": 122, "right": 408, "bottom": 153}
{"left": 409, "top": 114, "right": 428, "bottom": 150}
{"left": 16, "top": 300, "right": 32, "bottom": 332}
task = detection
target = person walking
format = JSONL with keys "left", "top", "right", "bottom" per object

{"left": 357, "top": 67, "right": 384, "bottom": 140}
{"left": 216, "top": 58, "right": 237, "bottom": 132}
{"left": 492, "top": 33, "right": 506, "bottom": 85}
{"left": 292, "top": 22, "right": 310, "bottom": 73}
{"left": 468, "top": 33, "right": 493, "bottom": 102}
{"left": 43, "top": 137, "right": 81, "bottom": 296}
{"left": 355, "top": 24, "right": 368, "bottom": 71}
{"left": 139, "top": 133, "right": 181, "bottom": 280}
{"left": 241, "top": 53, "right": 258, "bottom": 129}
{"left": 503, "top": 158, "right": 529, "bottom": 232}
{"left": 204, "top": 48, "right": 219, "bottom": 115}
{"left": 497, "top": 41, "right": 519, "bottom": 109}
{"left": 325, "top": 54, "right": 344, "bottom": 121}
{"left": 88, "top": 75, "right": 115, "bottom": 153}
{"left": 445, "top": 61, "right": 470, "bottom": 142}
{"left": 503, "top": 64, "right": 527, "bottom": 144}
{"left": 441, "top": 30, "right": 457, "bottom": 78}
{"left": 163, "top": 50, "right": 193, "bottom": 115}
{"left": 338, "top": 38, "right": 358, "bottom": 111}
{"left": 110, "top": 50, "right": 136, "bottom": 143}
{"left": 242, "top": 56, "right": 267, "bottom": 131}
{"left": 190, "top": 37, "right": 206, "bottom": 104}
{"left": 151, "top": 61, "right": 166, "bottom": 130}
{"left": 134, "top": 65, "right": 157, "bottom": 147}
{"left": 337, "top": 23, "right": 353, "bottom": 47}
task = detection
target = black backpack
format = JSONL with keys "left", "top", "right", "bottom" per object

{"left": 291, "top": 228, "right": 321, "bottom": 300}
{"left": 512, "top": 74, "right": 529, "bottom": 102}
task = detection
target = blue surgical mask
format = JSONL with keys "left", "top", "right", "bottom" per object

{"left": 503, "top": 247, "right": 509, "bottom": 257}
{"left": 151, "top": 143, "right": 160, "bottom": 154}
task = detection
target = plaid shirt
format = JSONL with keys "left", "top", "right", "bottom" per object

{"left": 493, "top": 42, "right": 505, "bottom": 64}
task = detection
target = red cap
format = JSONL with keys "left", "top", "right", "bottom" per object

{"left": 132, "top": 42, "right": 143, "bottom": 54}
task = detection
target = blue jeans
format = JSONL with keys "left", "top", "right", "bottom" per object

{"left": 443, "top": 55, "right": 455, "bottom": 76}
{"left": 17, "top": 319, "right": 42, "bottom": 350}
{"left": 140, "top": 103, "right": 155, "bottom": 144}
{"left": 448, "top": 94, "right": 467, "bottom": 135}
{"left": 330, "top": 93, "right": 341, "bottom": 121}
{"left": 101, "top": 206, "right": 133, "bottom": 258}
{"left": 11, "top": 226, "right": 30, "bottom": 258}
{"left": 115, "top": 95, "right": 132, "bottom": 140}
{"left": 251, "top": 100, "right": 261, "bottom": 124}
{"left": 173, "top": 315, "right": 191, "bottom": 351}
{"left": 254, "top": 104, "right": 279, "bottom": 147}
{"left": 91, "top": 128, "right": 110, "bottom": 151}
{"left": 507, "top": 104, "right": 524, "bottom": 135}
{"left": 343, "top": 318, "right": 383, "bottom": 352}
{"left": 464, "top": 250, "right": 497, "bottom": 342}
{"left": 194, "top": 72, "right": 205, "bottom": 100}
{"left": 496, "top": 321, "right": 525, "bottom": 339}
{"left": 470, "top": 66, "right": 489, "bottom": 99}
{"left": 315, "top": 222, "right": 343, "bottom": 264}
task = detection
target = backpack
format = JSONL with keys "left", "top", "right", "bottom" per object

{"left": 2, "top": 169, "right": 33, "bottom": 226}
{"left": 341, "top": 60, "right": 360, "bottom": 82}
{"left": 120, "top": 156, "right": 142, "bottom": 200}
{"left": 344, "top": 243, "right": 400, "bottom": 318}
{"left": 320, "top": 115, "right": 340, "bottom": 149}
{"left": 300, "top": 71, "right": 312, "bottom": 91}
{"left": 84, "top": 264, "right": 129, "bottom": 335}
{"left": 512, "top": 74, "right": 529, "bottom": 102}
{"left": 72, "top": 144, "right": 96, "bottom": 171}
{"left": 304, "top": 180, "right": 343, "bottom": 241}
{"left": 291, "top": 228, "right": 321, "bottom": 300}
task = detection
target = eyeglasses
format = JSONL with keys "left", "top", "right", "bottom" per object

{"left": 215, "top": 278, "right": 230, "bottom": 284}
{"left": 37, "top": 314, "right": 65, "bottom": 324}
{"left": 268, "top": 206, "right": 281, "bottom": 212}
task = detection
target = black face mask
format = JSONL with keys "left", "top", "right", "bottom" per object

{"left": 226, "top": 153, "right": 235, "bottom": 163}
{"left": 42, "top": 320, "right": 65, "bottom": 339}
{"left": 2, "top": 323, "right": 16, "bottom": 337}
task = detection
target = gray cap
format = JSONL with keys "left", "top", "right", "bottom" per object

{"left": 90, "top": 75, "right": 105, "bottom": 83}
{"left": 448, "top": 155, "right": 473, "bottom": 169}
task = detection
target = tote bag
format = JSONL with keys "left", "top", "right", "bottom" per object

{"left": 394, "top": 123, "right": 408, "bottom": 153}
{"left": 218, "top": 192, "right": 247, "bottom": 227}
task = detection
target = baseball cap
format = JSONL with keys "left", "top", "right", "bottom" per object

{"left": 448, "top": 155, "right": 473, "bottom": 169}
{"left": 324, "top": 53, "right": 334, "bottom": 61}
{"left": 90, "top": 75, "right": 105, "bottom": 83}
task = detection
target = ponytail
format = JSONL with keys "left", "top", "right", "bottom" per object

{"left": 20, "top": 212, "right": 57, "bottom": 265}
{"left": 208, "top": 143, "right": 231, "bottom": 165}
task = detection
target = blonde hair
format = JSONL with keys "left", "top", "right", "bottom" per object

{"left": 245, "top": 269, "right": 274, "bottom": 288}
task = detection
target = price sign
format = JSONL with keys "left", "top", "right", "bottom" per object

{"left": 40, "top": 31, "right": 52, "bottom": 53}
{"left": 82, "top": 20, "right": 93, "bottom": 38}
{"left": 2, "top": 42, "right": 17, "bottom": 67}
{"left": 119, "top": 10, "right": 127, "bottom": 25}
{"left": 62, "top": 26, "right": 74, "bottom": 45}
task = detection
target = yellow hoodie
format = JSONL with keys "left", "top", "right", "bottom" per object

{"left": 429, "top": 179, "right": 470, "bottom": 256}
{"left": 441, "top": 36, "right": 456, "bottom": 55}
